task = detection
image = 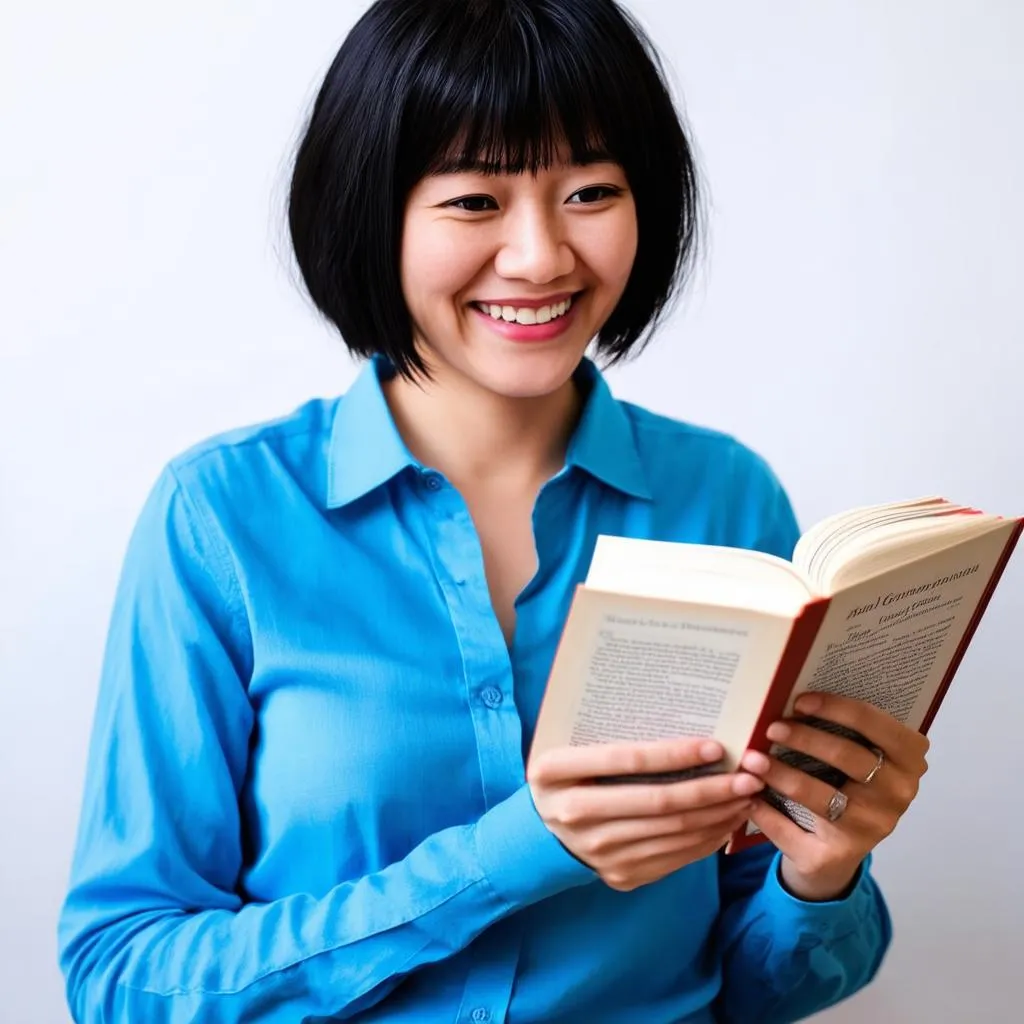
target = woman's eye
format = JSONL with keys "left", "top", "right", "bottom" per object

{"left": 568, "top": 185, "right": 622, "bottom": 205}
{"left": 447, "top": 195, "right": 498, "bottom": 213}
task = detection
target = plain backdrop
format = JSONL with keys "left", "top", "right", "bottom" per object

{"left": 2, "top": 2, "right": 1022, "bottom": 1021}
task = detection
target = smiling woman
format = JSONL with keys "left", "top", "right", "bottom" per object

{"left": 287, "top": 0, "right": 698, "bottom": 380}
{"left": 57, "top": 2, "right": 898, "bottom": 1023}
{"left": 398, "top": 157, "right": 638, "bottom": 398}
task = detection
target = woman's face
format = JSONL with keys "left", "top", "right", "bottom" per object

{"left": 400, "top": 153, "right": 638, "bottom": 400}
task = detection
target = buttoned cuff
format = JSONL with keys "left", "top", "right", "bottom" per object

{"left": 474, "top": 784, "right": 597, "bottom": 910}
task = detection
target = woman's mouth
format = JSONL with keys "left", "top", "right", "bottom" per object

{"left": 468, "top": 292, "right": 583, "bottom": 344}
{"left": 470, "top": 294, "right": 575, "bottom": 326}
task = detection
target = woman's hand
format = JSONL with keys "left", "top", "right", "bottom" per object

{"left": 528, "top": 738, "right": 765, "bottom": 892}
{"left": 740, "top": 692, "right": 930, "bottom": 901}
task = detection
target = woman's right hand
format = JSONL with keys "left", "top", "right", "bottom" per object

{"left": 527, "top": 738, "right": 764, "bottom": 892}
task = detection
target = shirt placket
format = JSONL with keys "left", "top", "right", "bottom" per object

{"left": 416, "top": 468, "right": 526, "bottom": 1023}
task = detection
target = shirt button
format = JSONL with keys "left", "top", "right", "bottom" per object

{"left": 481, "top": 687, "right": 503, "bottom": 709}
{"left": 471, "top": 1010, "right": 491, "bottom": 1023}
{"left": 423, "top": 472, "right": 443, "bottom": 491}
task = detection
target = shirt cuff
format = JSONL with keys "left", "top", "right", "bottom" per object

{"left": 757, "top": 850, "right": 874, "bottom": 928}
{"left": 474, "top": 784, "right": 597, "bottom": 910}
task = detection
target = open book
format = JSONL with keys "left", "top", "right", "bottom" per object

{"left": 529, "top": 498, "right": 1022, "bottom": 853}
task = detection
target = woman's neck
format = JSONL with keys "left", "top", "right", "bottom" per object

{"left": 382, "top": 365, "right": 583, "bottom": 493}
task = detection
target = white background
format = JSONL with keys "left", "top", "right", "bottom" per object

{"left": 2, "top": 2, "right": 1022, "bottom": 1021}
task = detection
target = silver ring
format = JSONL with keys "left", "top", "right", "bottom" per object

{"left": 826, "top": 790, "right": 848, "bottom": 822}
{"left": 863, "top": 747, "right": 885, "bottom": 786}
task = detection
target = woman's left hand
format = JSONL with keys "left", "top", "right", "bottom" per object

{"left": 739, "top": 691, "right": 930, "bottom": 902}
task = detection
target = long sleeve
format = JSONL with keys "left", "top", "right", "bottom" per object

{"left": 57, "top": 467, "right": 594, "bottom": 1023}
{"left": 713, "top": 844, "right": 892, "bottom": 1023}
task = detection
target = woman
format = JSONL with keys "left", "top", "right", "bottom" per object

{"left": 58, "top": 1, "right": 929, "bottom": 1021}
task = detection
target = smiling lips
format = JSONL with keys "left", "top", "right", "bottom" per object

{"left": 469, "top": 292, "right": 581, "bottom": 343}
{"left": 472, "top": 294, "right": 575, "bottom": 326}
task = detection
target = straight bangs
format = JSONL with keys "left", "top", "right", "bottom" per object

{"left": 398, "top": 1, "right": 662, "bottom": 186}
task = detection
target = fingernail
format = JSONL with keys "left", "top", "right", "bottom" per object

{"left": 796, "top": 693, "right": 822, "bottom": 714}
{"left": 741, "top": 750, "right": 772, "bottom": 774}
{"left": 734, "top": 774, "right": 765, "bottom": 796}
{"left": 766, "top": 722, "right": 790, "bottom": 742}
{"left": 700, "top": 741, "right": 723, "bottom": 762}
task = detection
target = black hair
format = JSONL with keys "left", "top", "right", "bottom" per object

{"left": 288, "top": 0, "right": 701, "bottom": 378}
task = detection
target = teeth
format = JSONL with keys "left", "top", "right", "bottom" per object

{"left": 477, "top": 296, "right": 574, "bottom": 324}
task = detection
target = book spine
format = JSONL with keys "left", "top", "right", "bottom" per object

{"left": 919, "top": 517, "right": 1024, "bottom": 734}
{"left": 726, "top": 597, "right": 831, "bottom": 854}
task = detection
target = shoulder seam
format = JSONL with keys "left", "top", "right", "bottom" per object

{"left": 171, "top": 421, "right": 323, "bottom": 475}
{"left": 620, "top": 403, "right": 740, "bottom": 445}
{"left": 165, "top": 464, "right": 254, "bottom": 668}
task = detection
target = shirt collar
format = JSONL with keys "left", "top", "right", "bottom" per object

{"left": 326, "top": 357, "right": 417, "bottom": 509}
{"left": 566, "top": 358, "right": 653, "bottom": 501}
{"left": 326, "top": 355, "right": 652, "bottom": 509}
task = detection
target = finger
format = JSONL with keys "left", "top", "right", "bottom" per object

{"left": 613, "top": 832, "right": 740, "bottom": 891}
{"left": 601, "top": 825, "right": 745, "bottom": 890}
{"left": 746, "top": 797, "right": 817, "bottom": 852}
{"left": 582, "top": 797, "right": 754, "bottom": 853}
{"left": 740, "top": 750, "right": 857, "bottom": 824}
{"left": 611, "top": 818, "right": 749, "bottom": 864}
{"left": 548, "top": 771, "right": 764, "bottom": 825}
{"left": 765, "top": 719, "right": 882, "bottom": 786}
{"left": 528, "top": 737, "right": 724, "bottom": 786}
{"left": 792, "top": 693, "right": 928, "bottom": 769}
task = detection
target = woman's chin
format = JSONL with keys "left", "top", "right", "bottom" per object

{"left": 467, "top": 346, "right": 588, "bottom": 401}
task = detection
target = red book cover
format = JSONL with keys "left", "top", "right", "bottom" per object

{"left": 726, "top": 598, "right": 830, "bottom": 854}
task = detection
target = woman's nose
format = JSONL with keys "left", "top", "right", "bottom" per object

{"left": 493, "top": 207, "right": 575, "bottom": 284}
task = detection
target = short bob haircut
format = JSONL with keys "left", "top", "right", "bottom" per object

{"left": 289, "top": 0, "right": 700, "bottom": 379}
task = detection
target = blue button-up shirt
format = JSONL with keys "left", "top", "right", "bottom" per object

{"left": 59, "top": 357, "right": 891, "bottom": 1023}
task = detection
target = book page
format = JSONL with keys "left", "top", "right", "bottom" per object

{"left": 531, "top": 587, "right": 796, "bottom": 773}
{"left": 787, "top": 523, "right": 1015, "bottom": 727}
{"left": 587, "top": 534, "right": 811, "bottom": 616}
{"left": 761, "top": 522, "right": 1017, "bottom": 831}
